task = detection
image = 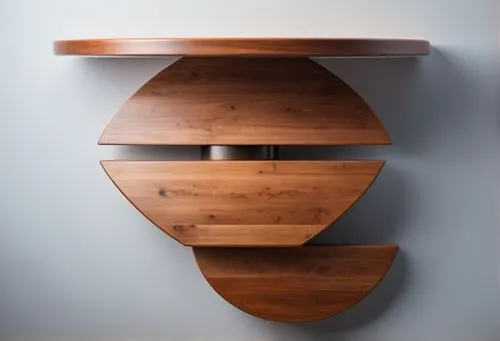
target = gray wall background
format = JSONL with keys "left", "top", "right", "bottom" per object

{"left": 1, "top": 0, "right": 500, "bottom": 340}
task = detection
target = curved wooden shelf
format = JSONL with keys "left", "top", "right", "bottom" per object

{"left": 99, "top": 57, "right": 391, "bottom": 146}
{"left": 101, "top": 160, "right": 384, "bottom": 247}
{"left": 194, "top": 245, "right": 398, "bottom": 322}
{"left": 60, "top": 34, "right": 405, "bottom": 321}
{"left": 54, "top": 38, "right": 430, "bottom": 57}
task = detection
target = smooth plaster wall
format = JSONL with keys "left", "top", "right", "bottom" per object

{"left": 1, "top": 0, "right": 500, "bottom": 340}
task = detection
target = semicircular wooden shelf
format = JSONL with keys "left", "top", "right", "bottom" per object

{"left": 53, "top": 38, "right": 430, "bottom": 57}
{"left": 99, "top": 57, "right": 391, "bottom": 146}
{"left": 194, "top": 245, "right": 399, "bottom": 322}
{"left": 55, "top": 34, "right": 411, "bottom": 323}
{"left": 101, "top": 160, "right": 384, "bottom": 247}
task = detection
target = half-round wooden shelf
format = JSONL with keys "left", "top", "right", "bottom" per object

{"left": 53, "top": 38, "right": 430, "bottom": 57}
{"left": 101, "top": 160, "right": 384, "bottom": 247}
{"left": 99, "top": 57, "right": 391, "bottom": 146}
{"left": 194, "top": 245, "right": 399, "bottom": 322}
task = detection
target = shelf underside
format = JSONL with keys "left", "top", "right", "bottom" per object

{"left": 54, "top": 38, "right": 430, "bottom": 57}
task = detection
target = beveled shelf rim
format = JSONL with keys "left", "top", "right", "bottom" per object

{"left": 53, "top": 38, "right": 430, "bottom": 57}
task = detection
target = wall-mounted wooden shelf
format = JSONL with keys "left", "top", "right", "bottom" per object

{"left": 55, "top": 36, "right": 429, "bottom": 322}
{"left": 53, "top": 38, "right": 430, "bottom": 57}
{"left": 194, "top": 245, "right": 398, "bottom": 322}
{"left": 101, "top": 160, "right": 384, "bottom": 247}
{"left": 99, "top": 57, "right": 391, "bottom": 146}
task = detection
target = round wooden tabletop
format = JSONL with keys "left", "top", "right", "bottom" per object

{"left": 53, "top": 38, "right": 430, "bottom": 57}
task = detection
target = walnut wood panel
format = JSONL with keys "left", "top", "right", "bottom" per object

{"left": 194, "top": 245, "right": 398, "bottom": 322}
{"left": 53, "top": 38, "right": 430, "bottom": 57}
{"left": 101, "top": 161, "right": 384, "bottom": 246}
{"left": 99, "top": 58, "right": 391, "bottom": 146}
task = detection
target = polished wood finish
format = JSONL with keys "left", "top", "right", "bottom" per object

{"left": 54, "top": 38, "right": 430, "bottom": 57}
{"left": 101, "top": 161, "right": 384, "bottom": 246}
{"left": 99, "top": 58, "right": 391, "bottom": 146}
{"left": 194, "top": 245, "right": 398, "bottom": 322}
{"left": 58, "top": 35, "right": 402, "bottom": 320}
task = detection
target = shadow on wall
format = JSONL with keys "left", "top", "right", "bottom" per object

{"left": 275, "top": 45, "right": 495, "bottom": 336}
{"left": 76, "top": 46, "right": 496, "bottom": 337}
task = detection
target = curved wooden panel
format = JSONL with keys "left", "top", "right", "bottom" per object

{"left": 54, "top": 38, "right": 430, "bottom": 57}
{"left": 101, "top": 161, "right": 384, "bottom": 246}
{"left": 194, "top": 245, "right": 398, "bottom": 322}
{"left": 99, "top": 58, "right": 391, "bottom": 146}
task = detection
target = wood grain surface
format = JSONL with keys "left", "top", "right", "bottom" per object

{"left": 194, "top": 245, "right": 399, "bottom": 322}
{"left": 53, "top": 38, "right": 430, "bottom": 57}
{"left": 101, "top": 160, "right": 384, "bottom": 246}
{"left": 99, "top": 58, "right": 391, "bottom": 146}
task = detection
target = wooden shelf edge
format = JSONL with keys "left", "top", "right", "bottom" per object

{"left": 53, "top": 38, "right": 430, "bottom": 57}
